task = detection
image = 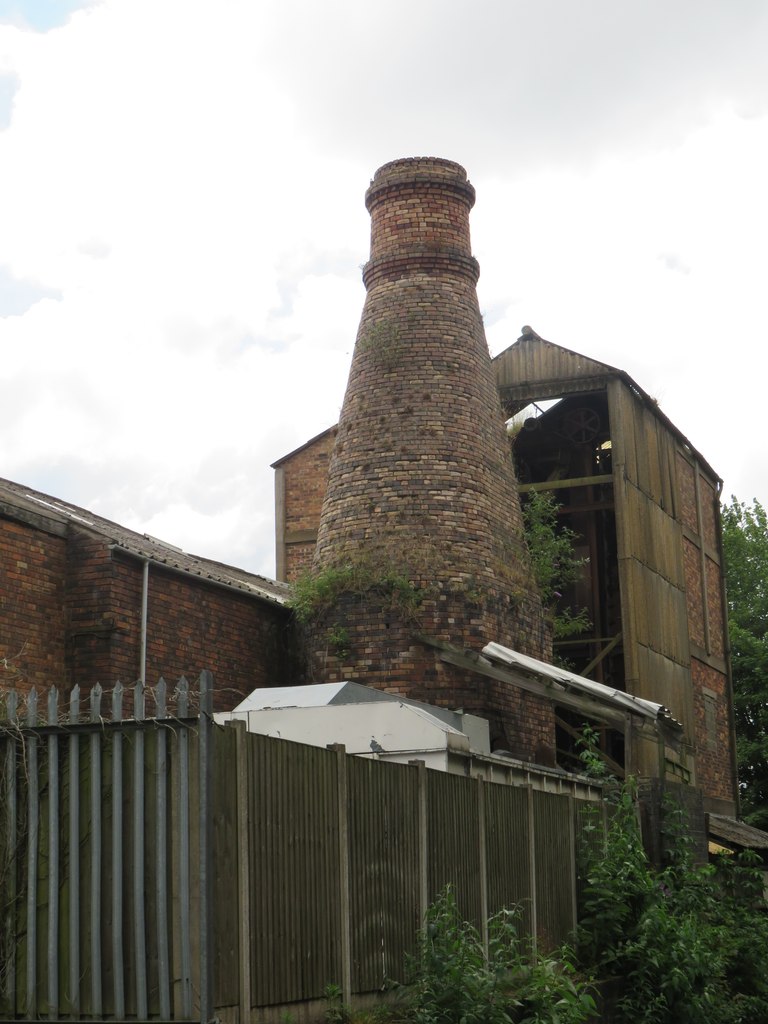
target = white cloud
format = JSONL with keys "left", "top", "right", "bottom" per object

{"left": 1, "top": 0, "right": 767, "bottom": 578}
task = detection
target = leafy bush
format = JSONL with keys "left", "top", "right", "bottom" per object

{"left": 405, "top": 887, "right": 595, "bottom": 1024}
{"left": 576, "top": 771, "right": 768, "bottom": 1024}
{"left": 291, "top": 561, "right": 422, "bottom": 626}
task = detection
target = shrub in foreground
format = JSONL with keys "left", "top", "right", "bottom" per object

{"left": 405, "top": 887, "right": 595, "bottom": 1024}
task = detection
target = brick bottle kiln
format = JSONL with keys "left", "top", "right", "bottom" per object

{"left": 308, "top": 158, "right": 552, "bottom": 758}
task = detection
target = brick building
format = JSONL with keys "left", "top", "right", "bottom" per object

{"left": 0, "top": 156, "right": 739, "bottom": 817}
{"left": 497, "top": 333, "right": 738, "bottom": 813}
{"left": 272, "top": 425, "right": 337, "bottom": 582}
{"left": 271, "top": 163, "right": 738, "bottom": 815}
{"left": 0, "top": 478, "right": 293, "bottom": 709}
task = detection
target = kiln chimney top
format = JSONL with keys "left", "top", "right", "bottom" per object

{"left": 362, "top": 156, "right": 479, "bottom": 289}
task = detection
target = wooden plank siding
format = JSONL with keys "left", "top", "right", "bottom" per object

{"left": 0, "top": 683, "right": 602, "bottom": 1020}
{"left": 484, "top": 783, "right": 533, "bottom": 938}
{"left": 426, "top": 771, "right": 484, "bottom": 928}
{"left": 246, "top": 733, "right": 342, "bottom": 1006}
{"left": 347, "top": 756, "right": 420, "bottom": 993}
{"left": 533, "top": 791, "right": 576, "bottom": 952}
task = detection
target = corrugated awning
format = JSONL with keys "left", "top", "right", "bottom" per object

{"left": 708, "top": 813, "right": 768, "bottom": 851}
{"left": 418, "top": 634, "right": 682, "bottom": 741}
{"left": 483, "top": 642, "right": 682, "bottom": 730}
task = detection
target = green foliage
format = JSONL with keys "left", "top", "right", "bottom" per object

{"left": 576, "top": 780, "right": 653, "bottom": 970}
{"left": 721, "top": 496, "right": 768, "bottom": 828}
{"left": 521, "top": 491, "right": 590, "bottom": 642}
{"left": 326, "top": 624, "right": 351, "bottom": 660}
{"left": 357, "top": 320, "right": 403, "bottom": 369}
{"left": 324, "top": 982, "right": 353, "bottom": 1024}
{"left": 291, "top": 561, "right": 423, "bottom": 627}
{"left": 576, "top": 723, "right": 614, "bottom": 782}
{"left": 576, "top": 773, "right": 768, "bottom": 1024}
{"left": 405, "top": 887, "right": 595, "bottom": 1024}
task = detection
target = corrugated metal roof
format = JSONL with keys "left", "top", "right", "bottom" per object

{"left": 708, "top": 813, "right": 768, "bottom": 851}
{"left": 0, "top": 477, "right": 291, "bottom": 607}
{"left": 482, "top": 641, "right": 682, "bottom": 729}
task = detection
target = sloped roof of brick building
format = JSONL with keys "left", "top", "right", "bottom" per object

{"left": 0, "top": 478, "right": 291, "bottom": 607}
{"left": 270, "top": 425, "right": 337, "bottom": 469}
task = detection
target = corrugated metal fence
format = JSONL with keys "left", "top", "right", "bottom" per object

{"left": 0, "top": 676, "right": 602, "bottom": 1022}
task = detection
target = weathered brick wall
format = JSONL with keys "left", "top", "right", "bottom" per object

{"left": 2, "top": 516, "right": 295, "bottom": 709}
{"left": 699, "top": 476, "right": 719, "bottom": 553}
{"left": 280, "top": 428, "right": 337, "bottom": 582}
{"left": 73, "top": 540, "right": 295, "bottom": 708}
{"left": 141, "top": 565, "right": 295, "bottom": 710}
{"left": 308, "top": 157, "right": 550, "bottom": 758}
{"left": 705, "top": 555, "right": 725, "bottom": 659}
{"left": 65, "top": 530, "right": 137, "bottom": 685}
{"left": 683, "top": 536, "right": 705, "bottom": 648}
{"left": 691, "top": 658, "right": 735, "bottom": 804}
{"left": 677, "top": 453, "right": 697, "bottom": 533}
{"left": 677, "top": 452, "right": 735, "bottom": 807}
{"left": 0, "top": 517, "right": 67, "bottom": 689}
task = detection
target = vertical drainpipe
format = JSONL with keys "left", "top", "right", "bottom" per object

{"left": 140, "top": 559, "right": 149, "bottom": 684}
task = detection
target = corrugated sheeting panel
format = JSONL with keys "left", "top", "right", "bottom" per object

{"left": 494, "top": 339, "right": 612, "bottom": 392}
{"left": 608, "top": 378, "right": 693, "bottom": 737}
{"left": 533, "top": 791, "right": 575, "bottom": 950}
{"left": 636, "top": 645, "right": 694, "bottom": 737}
{"left": 623, "top": 559, "right": 690, "bottom": 668}
{"left": 427, "top": 772, "right": 483, "bottom": 927}
{"left": 629, "top": 397, "right": 651, "bottom": 500}
{"left": 608, "top": 377, "right": 678, "bottom": 514}
{"left": 622, "top": 480, "right": 685, "bottom": 587}
{"left": 347, "top": 756, "right": 420, "bottom": 991}
{"left": 484, "top": 783, "right": 533, "bottom": 936}
{"left": 247, "top": 733, "right": 342, "bottom": 1006}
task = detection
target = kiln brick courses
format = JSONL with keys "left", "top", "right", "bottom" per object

{"left": 305, "top": 157, "right": 553, "bottom": 758}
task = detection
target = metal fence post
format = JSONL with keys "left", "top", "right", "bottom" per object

{"left": 198, "top": 671, "right": 215, "bottom": 1024}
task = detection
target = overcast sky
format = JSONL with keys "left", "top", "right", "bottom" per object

{"left": 1, "top": 0, "right": 767, "bottom": 578}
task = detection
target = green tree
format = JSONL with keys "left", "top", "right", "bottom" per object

{"left": 721, "top": 496, "right": 768, "bottom": 829}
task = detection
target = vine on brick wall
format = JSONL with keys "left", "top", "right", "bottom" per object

{"left": 291, "top": 558, "right": 424, "bottom": 628}
{"left": 356, "top": 319, "right": 404, "bottom": 369}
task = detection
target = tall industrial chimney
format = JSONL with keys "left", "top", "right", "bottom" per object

{"left": 308, "top": 158, "right": 552, "bottom": 758}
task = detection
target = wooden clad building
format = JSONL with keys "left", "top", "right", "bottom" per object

{"left": 497, "top": 332, "right": 736, "bottom": 812}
